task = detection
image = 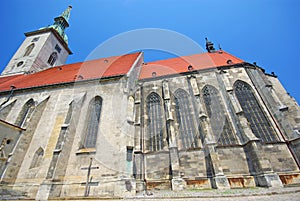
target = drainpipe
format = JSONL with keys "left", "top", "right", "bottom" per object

{"left": 0, "top": 85, "right": 16, "bottom": 108}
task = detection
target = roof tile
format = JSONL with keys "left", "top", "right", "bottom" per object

{"left": 0, "top": 52, "right": 141, "bottom": 92}
{"left": 139, "top": 50, "right": 244, "bottom": 79}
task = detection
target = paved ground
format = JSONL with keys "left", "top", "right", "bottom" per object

{"left": 123, "top": 187, "right": 300, "bottom": 201}
{"left": 2, "top": 186, "right": 300, "bottom": 200}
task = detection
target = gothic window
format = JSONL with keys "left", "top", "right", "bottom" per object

{"left": 174, "top": 89, "right": 198, "bottom": 149}
{"left": 23, "top": 43, "right": 35, "bottom": 57}
{"left": 202, "top": 85, "right": 237, "bottom": 145}
{"left": 30, "top": 147, "right": 44, "bottom": 169}
{"left": 15, "top": 99, "right": 35, "bottom": 127}
{"left": 234, "top": 80, "right": 278, "bottom": 142}
{"left": 146, "top": 92, "right": 164, "bottom": 151}
{"left": 83, "top": 96, "right": 102, "bottom": 148}
{"left": 47, "top": 52, "right": 58, "bottom": 66}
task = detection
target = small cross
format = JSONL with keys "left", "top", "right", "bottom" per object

{"left": 81, "top": 158, "right": 99, "bottom": 197}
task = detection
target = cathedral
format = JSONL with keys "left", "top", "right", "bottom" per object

{"left": 0, "top": 6, "right": 300, "bottom": 200}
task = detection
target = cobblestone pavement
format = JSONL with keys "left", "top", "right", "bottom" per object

{"left": 123, "top": 192, "right": 300, "bottom": 201}
{"left": 121, "top": 187, "right": 300, "bottom": 201}
{"left": 69, "top": 186, "right": 300, "bottom": 201}
{"left": 3, "top": 186, "right": 300, "bottom": 200}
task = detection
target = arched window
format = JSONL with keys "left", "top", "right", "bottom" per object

{"left": 174, "top": 89, "right": 198, "bottom": 149}
{"left": 23, "top": 43, "right": 35, "bottom": 57}
{"left": 15, "top": 99, "right": 35, "bottom": 127}
{"left": 30, "top": 147, "right": 44, "bottom": 169}
{"left": 202, "top": 85, "right": 237, "bottom": 145}
{"left": 83, "top": 96, "right": 102, "bottom": 148}
{"left": 146, "top": 92, "right": 164, "bottom": 151}
{"left": 234, "top": 80, "right": 278, "bottom": 142}
{"left": 47, "top": 52, "right": 58, "bottom": 66}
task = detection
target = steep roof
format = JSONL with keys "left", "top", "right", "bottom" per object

{"left": 139, "top": 50, "right": 244, "bottom": 79}
{"left": 0, "top": 52, "right": 141, "bottom": 92}
{"left": 0, "top": 51, "right": 244, "bottom": 92}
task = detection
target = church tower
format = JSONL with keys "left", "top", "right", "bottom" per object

{"left": 1, "top": 6, "right": 72, "bottom": 76}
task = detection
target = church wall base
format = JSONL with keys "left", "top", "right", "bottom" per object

{"left": 171, "top": 177, "right": 186, "bottom": 191}
{"left": 227, "top": 176, "right": 256, "bottom": 188}
{"left": 211, "top": 175, "right": 230, "bottom": 189}
{"left": 185, "top": 178, "right": 211, "bottom": 189}
{"left": 279, "top": 173, "right": 300, "bottom": 186}
{"left": 254, "top": 173, "right": 283, "bottom": 188}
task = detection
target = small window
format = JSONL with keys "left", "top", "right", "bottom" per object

{"left": 17, "top": 61, "right": 24, "bottom": 67}
{"left": 31, "top": 37, "right": 39, "bottom": 42}
{"left": 47, "top": 52, "right": 58, "bottom": 66}
{"left": 30, "top": 147, "right": 44, "bottom": 169}
{"left": 55, "top": 44, "right": 61, "bottom": 53}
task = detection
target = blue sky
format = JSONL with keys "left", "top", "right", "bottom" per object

{"left": 0, "top": 0, "right": 299, "bottom": 103}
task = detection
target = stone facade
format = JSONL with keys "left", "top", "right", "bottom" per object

{"left": 0, "top": 8, "right": 300, "bottom": 200}
{"left": 0, "top": 52, "right": 300, "bottom": 199}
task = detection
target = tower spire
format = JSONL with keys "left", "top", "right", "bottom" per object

{"left": 48, "top": 6, "right": 72, "bottom": 44}
{"left": 61, "top": 5, "right": 72, "bottom": 22}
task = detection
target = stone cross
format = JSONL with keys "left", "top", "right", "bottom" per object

{"left": 81, "top": 157, "right": 99, "bottom": 197}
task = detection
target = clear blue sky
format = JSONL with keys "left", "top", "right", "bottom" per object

{"left": 0, "top": 0, "right": 299, "bottom": 103}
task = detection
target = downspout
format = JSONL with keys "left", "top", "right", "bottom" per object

{"left": 0, "top": 85, "right": 16, "bottom": 108}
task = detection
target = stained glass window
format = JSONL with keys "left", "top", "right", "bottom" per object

{"left": 146, "top": 92, "right": 164, "bottom": 151}
{"left": 174, "top": 89, "right": 198, "bottom": 149}
{"left": 84, "top": 96, "right": 102, "bottom": 148}
{"left": 234, "top": 80, "right": 278, "bottom": 142}
{"left": 202, "top": 85, "right": 237, "bottom": 145}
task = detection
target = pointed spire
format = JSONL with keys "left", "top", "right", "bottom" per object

{"left": 61, "top": 5, "right": 72, "bottom": 22}
{"left": 47, "top": 6, "right": 72, "bottom": 44}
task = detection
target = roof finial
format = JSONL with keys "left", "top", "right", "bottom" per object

{"left": 205, "top": 37, "right": 216, "bottom": 53}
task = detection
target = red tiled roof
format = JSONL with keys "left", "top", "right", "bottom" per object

{"left": 0, "top": 52, "right": 141, "bottom": 92}
{"left": 0, "top": 51, "right": 244, "bottom": 92}
{"left": 139, "top": 50, "right": 244, "bottom": 79}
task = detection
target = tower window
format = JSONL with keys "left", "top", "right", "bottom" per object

{"left": 31, "top": 37, "right": 39, "bottom": 42}
{"left": 55, "top": 44, "right": 61, "bottom": 53}
{"left": 48, "top": 52, "right": 58, "bottom": 66}
{"left": 17, "top": 61, "right": 24, "bottom": 67}
{"left": 23, "top": 43, "right": 35, "bottom": 57}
